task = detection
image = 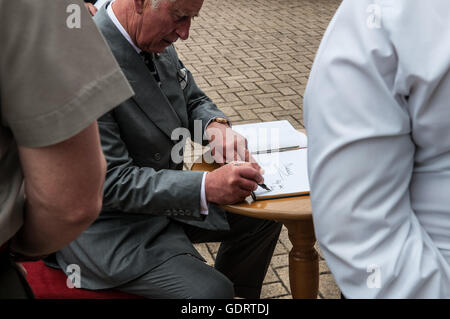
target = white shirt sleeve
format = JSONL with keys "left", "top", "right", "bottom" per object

{"left": 94, "top": 0, "right": 108, "bottom": 9}
{"left": 304, "top": 0, "right": 450, "bottom": 298}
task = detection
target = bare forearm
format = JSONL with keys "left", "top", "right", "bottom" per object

{"left": 11, "top": 123, "right": 106, "bottom": 257}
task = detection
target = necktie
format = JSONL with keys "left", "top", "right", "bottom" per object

{"left": 140, "top": 52, "right": 161, "bottom": 87}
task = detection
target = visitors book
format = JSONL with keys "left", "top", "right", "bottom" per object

{"left": 232, "top": 120, "right": 310, "bottom": 201}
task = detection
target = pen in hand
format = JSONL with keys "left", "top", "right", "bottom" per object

{"left": 231, "top": 161, "right": 271, "bottom": 191}
{"left": 258, "top": 183, "right": 271, "bottom": 191}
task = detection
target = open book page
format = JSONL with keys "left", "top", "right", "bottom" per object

{"left": 232, "top": 120, "right": 307, "bottom": 154}
{"left": 253, "top": 149, "right": 310, "bottom": 200}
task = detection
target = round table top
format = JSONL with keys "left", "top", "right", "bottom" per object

{"left": 191, "top": 161, "right": 312, "bottom": 221}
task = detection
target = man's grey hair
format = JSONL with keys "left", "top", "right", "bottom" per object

{"left": 149, "top": 0, "right": 177, "bottom": 9}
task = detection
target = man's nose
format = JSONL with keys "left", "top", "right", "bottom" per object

{"left": 176, "top": 18, "right": 191, "bottom": 40}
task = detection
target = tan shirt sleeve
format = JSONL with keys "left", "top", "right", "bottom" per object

{"left": 0, "top": 0, "right": 134, "bottom": 147}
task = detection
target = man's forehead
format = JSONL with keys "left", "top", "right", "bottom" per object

{"left": 170, "top": 0, "right": 203, "bottom": 16}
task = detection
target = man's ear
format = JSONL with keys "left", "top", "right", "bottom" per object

{"left": 133, "top": 0, "right": 146, "bottom": 14}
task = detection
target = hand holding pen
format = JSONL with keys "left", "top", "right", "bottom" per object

{"left": 205, "top": 160, "right": 269, "bottom": 205}
{"left": 231, "top": 161, "right": 271, "bottom": 191}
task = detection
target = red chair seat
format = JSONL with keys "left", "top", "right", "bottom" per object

{"left": 21, "top": 261, "right": 142, "bottom": 299}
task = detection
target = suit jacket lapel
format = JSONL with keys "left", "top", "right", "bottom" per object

{"left": 94, "top": 5, "right": 182, "bottom": 139}
{"left": 153, "top": 53, "right": 189, "bottom": 129}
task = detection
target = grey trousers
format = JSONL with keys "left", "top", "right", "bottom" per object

{"left": 116, "top": 213, "right": 282, "bottom": 299}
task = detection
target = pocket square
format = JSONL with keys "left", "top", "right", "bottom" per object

{"left": 177, "top": 68, "right": 188, "bottom": 90}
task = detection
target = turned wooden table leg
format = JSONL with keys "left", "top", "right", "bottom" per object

{"left": 283, "top": 218, "right": 319, "bottom": 299}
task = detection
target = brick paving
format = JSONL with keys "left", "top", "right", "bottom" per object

{"left": 176, "top": 0, "right": 343, "bottom": 298}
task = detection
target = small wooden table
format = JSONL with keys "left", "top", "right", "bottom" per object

{"left": 192, "top": 161, "right": 319, "bottom": 299}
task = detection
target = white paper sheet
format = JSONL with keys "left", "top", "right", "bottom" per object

{"left": 252, "top": 149, "right": 310, "bottom": 199}
{"left": 233, "top": 120, "right": 307, "bottom": 154}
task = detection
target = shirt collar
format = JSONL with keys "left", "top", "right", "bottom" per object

{"left": 106, "top": 0, "right": 142, "bottom": 54}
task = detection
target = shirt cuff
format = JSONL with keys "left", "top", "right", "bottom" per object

{"left": 200, "top": 172, "right": 209, "bottom": 215}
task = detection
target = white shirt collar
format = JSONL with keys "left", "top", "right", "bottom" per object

{"left": 106, "top": 0, "right": 142, "bottom": 54}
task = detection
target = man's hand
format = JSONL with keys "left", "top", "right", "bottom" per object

{"left": 84, "top": 3, "right": 97, "bottom": 16}
{"left": 205, "top": 121, "right": 261, "bottom": 170}
{"left": 205, "top": 162, "right": 264, "bottom": 205}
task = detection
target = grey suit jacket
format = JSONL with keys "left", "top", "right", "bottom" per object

{"left": 55, "top": 4, "right": 229, "bottom": 289}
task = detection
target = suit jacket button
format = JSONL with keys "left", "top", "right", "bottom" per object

{"left": 154, "top": 153, "right": 161, "bottom": 161}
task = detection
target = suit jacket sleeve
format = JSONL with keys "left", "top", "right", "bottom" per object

{"left": 98, "top": 111, "right": 206, "bottom": 220}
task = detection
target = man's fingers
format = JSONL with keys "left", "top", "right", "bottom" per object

{"left": 236, "top": 165, "right": 264, "bottom": 184}
{"left": 235, "top": 189, "right": 252, "bottom": 202}
{"left": 84, "top": 3, "right": 97, "bottom": 16}
{"left": 244, "top": 148, "right": 250, "bottom": 162}
{"left": 234, "top": 137, "right": 248, "bottom": 162}
{"left": 226, "top": 142, "right": 238, "bottom": 162}
{"left": 247, "top": 152, "right": 262, "bottom": 171}
{"left": 234, "top": 148, "right": 262, "bottom": 172}
{"left": 211, "top": 146, "right": 226, "bottom": 165}
{"left": 237, "top": 178, "right": 258, "bottom": 192}
{"left": 231, "top": 161, "right": 263, "bottom": 175}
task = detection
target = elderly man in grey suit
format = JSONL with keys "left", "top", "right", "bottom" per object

{"left": 51, "top": 0, "right": 282, "bottom": 299}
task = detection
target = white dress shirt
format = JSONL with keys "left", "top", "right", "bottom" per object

{"left": 94, "top": 0, "right": 108, "bottom": 9}
{"left": 304, "top": 0, "right": 450, "bottom": 298}
{"left": 106, "top": 0, "right": 209, "bottom": 215}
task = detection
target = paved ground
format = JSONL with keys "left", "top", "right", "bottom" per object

{"left": 176, "top": 0, "right": 343, "bottom": 299}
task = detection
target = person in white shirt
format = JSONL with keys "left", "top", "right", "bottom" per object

{"left": 304, "top": 0, "right": 450, "bottom": 298}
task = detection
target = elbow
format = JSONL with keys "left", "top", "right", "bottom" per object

{"left": 64, "top": 193, "right": 104, "bottom": 227}
{"left": 66, "top": 157, "right": 107, "bottom": 226}
{"left": 40, "top": 156, "right": 106, "bottom": 228}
